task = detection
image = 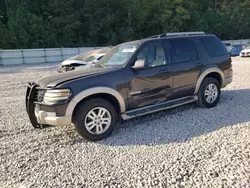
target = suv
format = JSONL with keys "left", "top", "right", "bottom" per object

{"left": 26, "top": 32, "right": 233, "bottom": 141}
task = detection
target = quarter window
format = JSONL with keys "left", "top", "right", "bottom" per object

{"left": 201, "top": 36, "right": 228, "bottom": 57}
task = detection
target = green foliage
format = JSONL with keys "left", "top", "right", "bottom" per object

{"left": 0, "top": 0, "right": 249, "bottom": 49}
{"left": 0, "top": 20, "right": 8, "bottom": 48}
{"left": 7, "top": 8, "right": 47, "bottom": 48}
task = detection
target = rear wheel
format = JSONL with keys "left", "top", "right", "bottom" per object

{"left": 197, "top": 77, "right": 221, "bottom": 108}
{"left": 73, "top": 98, "right": 118, "bottom": 141}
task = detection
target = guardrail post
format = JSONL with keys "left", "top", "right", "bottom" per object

{"left": 21, "top": 49, "right": 25, "bottom": 64}
{"left": 44, "top": 48, "right": 47, "bottom": 63}
{"left": 60, "top": 48, "right": 63, "bottom": 61}
{"left": 0, "top": 50, "right": 2, "bottom": 66}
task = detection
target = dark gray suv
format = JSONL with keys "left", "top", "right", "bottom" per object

{"left": 26, "top": 32, "right": 233, "bottom": 141}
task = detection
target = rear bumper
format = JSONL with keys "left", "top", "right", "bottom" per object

{"left": 35, "top": 109, "right": 71, "bottom": 126}
{"left": 222, "top": 77, "right": 232, "bottom": 87}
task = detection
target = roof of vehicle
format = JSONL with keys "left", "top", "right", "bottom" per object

{"left": 120, "top": 32, "right": 215, "bottom": 46}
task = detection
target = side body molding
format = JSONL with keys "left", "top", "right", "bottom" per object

{"left": 194, "top": 68, "right": 225, "bottom": 94}
{"left": 65, "top": 87, "right": 126, "bottom": 117}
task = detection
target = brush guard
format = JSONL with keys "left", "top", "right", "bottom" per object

{"left": 25, "top": 82, "right": 40, "bottom": 128}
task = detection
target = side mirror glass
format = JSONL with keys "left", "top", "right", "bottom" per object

{"left": 132, "top": 60, "right": 145, "bottom": 69}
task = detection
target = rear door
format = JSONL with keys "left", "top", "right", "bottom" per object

{"left": 165, "top": 38, "right": 203, "bottom": 100}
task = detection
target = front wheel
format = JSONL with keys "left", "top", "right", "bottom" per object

{"left": 73, "top": 98, "right": 118, "bottom": 141}
{"left": 197, "top": 78, "right": 221, "bottom": 108}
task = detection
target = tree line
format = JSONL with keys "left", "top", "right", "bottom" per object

{"left": 0, "top": 0, "right": 249, "bottom": 49}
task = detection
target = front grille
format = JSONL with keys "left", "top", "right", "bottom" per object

{"left": 35, "top": 89, "right": 46, "bottom": 102}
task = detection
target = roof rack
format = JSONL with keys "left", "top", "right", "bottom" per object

{"left": 148, "top": 35, "right": 161, "bottom": 38}
{"left": 148, "top": 32, "right": 205, "bottom": 39}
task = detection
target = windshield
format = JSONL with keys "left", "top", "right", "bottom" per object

{"left": 97, "top": 44, "right": 138, "bottom": 66}
{"left": 70, "top": 47, "right": 112, "bottom": 62}
{"left": 81, "top": 55, "right": 97, "bottom": 62}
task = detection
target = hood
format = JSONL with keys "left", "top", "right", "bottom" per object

{"left": 37, "top": 66, "right": 117, "bottom": 88}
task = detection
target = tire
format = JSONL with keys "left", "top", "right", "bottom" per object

{"left": 73, "top": 98, "right": 118, "bottom": 141}
{"left": 197, "top": 77, "right": 221, "bottom": 108}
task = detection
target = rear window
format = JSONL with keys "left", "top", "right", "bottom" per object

{"left": 169, "top": 39, "right": 199, "bottom": 63}
{"left": 201, "top": 36, "right": 228, "bottom": 57}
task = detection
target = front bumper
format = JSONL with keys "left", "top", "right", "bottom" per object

{"left": 34, "top": 109, "right": 71, "bottom": 126}
{"left": 240, "top": 53, "right": 250, "bottom": 57}
{"left": 26, "top": 83, "right": 72, "bottom": 127}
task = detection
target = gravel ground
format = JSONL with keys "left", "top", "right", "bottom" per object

{"left": 0, "top": 57, "right": 250, "bottom": 188}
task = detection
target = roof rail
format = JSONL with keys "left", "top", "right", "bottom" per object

{"left": 165, "top": 32, "right": 205, "bottom": 37}
{"left": 148, "top": 32, "right": 205, "bottom": 39}
{"left": 148, "top": 35, "right": 161, "bottom": 39}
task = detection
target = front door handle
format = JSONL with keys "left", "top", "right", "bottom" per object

{"left": 159, "top": 68, "right": 170, "bottom": 73}
{"left": 196, "top": 62, "right": 203, "bottom": 65}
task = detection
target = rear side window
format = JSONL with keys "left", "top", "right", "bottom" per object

{"left": 201, "top": 36, "right": 228, "bottom": 57}
{"left": 169, "top": 39, "right": 199, "bottom": 63}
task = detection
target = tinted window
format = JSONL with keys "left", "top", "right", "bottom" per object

{"left": 136, "top": 42, "right": 167, "bottom": 67}
{"left": 201, "top": 36, "right": 228, "bottom": 57}
{"left": 188, "top": 42, "right": 199, "bottom": 61}
{"left": 170, "top": 39, "right": 199, "bottom": 63}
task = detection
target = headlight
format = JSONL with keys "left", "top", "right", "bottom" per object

{"left": 43, "top": 89, "right": 71, "bottom": 104}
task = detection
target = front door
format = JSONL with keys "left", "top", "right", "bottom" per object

{"left": 127, "top": 41, "right": 173, "bottom": 110}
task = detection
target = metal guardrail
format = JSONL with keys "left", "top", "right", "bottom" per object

{"left": 0, "top": 47, "right": 102, "bottom": 66}
{"left": 223, "top": 39, "right": 250, "bottom": 46}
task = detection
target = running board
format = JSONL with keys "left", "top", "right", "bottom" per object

{"left": 121, "top": 96, "right": 198, "bottom": 120}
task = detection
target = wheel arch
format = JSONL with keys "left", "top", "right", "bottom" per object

{"left": 194, "top": 68, "right": 224, "bottom": 94}
{"left": 65, "top": 87, "right": 126, "bottom": 118}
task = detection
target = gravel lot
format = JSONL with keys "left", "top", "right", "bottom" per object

{"left": 0, "top": 57, "right": 250, "bottom": 188}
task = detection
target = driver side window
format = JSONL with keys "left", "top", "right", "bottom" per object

{"left": 136, "top": 42, "right": 167, "bottom": 67}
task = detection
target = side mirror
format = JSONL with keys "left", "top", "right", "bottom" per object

{"left": 132, "top": 60, "right": 145, "bottom": 69}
